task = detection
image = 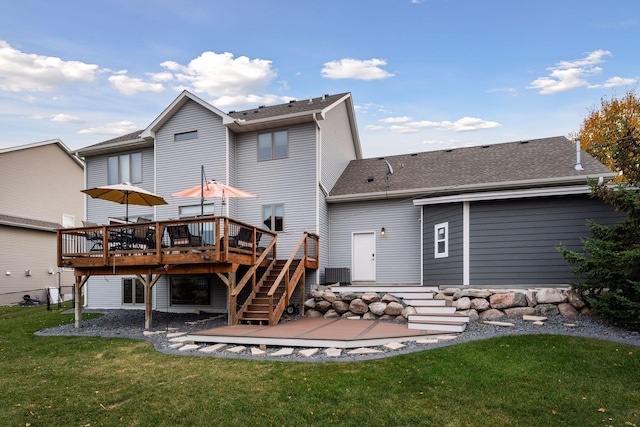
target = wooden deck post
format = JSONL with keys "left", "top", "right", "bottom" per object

{"left": 138, "top": 273, "right": 163, "bottom": 330}
{"left": 74, "top": 275, "right": 89, "bottom": 328}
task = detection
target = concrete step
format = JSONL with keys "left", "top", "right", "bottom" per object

{"left": 330, "top": 285, "right": 439, "bottom": 294}
{"left": 409, "top": 313, "right": 470, "bottom": 323}
{"left": 385, "top": 292, "right": 434, "bottom": 299}
{"left": 404, "top": 299, "right": 447, "bottom": 307}
{"left": 408, "top": 321, "right": 467, "bottom": 333}
{"left": 414, "top": 306, "right": 457, "bottom": 315}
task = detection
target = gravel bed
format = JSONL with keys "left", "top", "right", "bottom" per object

{"left": 36, "top": 310, "right": 640, "bottom": 362}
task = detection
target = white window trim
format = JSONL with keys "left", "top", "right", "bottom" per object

{"left": 434, "top": 222, "right": 448, "bottom": 258}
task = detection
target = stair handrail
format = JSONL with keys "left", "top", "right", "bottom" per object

{"left": 266, "top": 232, "right": 310, "bottom": 324}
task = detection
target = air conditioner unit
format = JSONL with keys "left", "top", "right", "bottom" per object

{"left": 325, "top": 268, "right": 351, "bottom": 285}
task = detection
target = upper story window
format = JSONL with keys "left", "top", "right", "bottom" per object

{"left": 108, "top": 152, "right": 142, "bottom": 185}
{"left": 62, "top": 214, "right": 75, "bottom": 228}
{"left": 262, "top": 204, "right": 284, "bottom": 232}
{"left": 179, "top": 203, "right": 215, "bottom": 218}
{"left": 174, "top": 130, "right": 198, "bottom": 142}
{"left": 434, "top": 222, "right": 448, "bottom": 258}
{"left": 258, "top": 130, "right": 288, "bottom": 161}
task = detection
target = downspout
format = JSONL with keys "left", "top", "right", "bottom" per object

{"left": 313, "top": 112, "right": 322, "bottom": 287}
{"left": 225, "top": 126, "right": 230, "bottom": 217}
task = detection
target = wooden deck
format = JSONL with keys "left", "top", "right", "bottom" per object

{"left": 57, "top": 217, "right": 319, "bottom": 330}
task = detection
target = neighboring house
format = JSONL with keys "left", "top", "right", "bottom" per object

{"left": 75, "top": 91, "right": 621, "bottom": 314}
{"left": 0, "top": 140, "right": 84, "bottom": 306}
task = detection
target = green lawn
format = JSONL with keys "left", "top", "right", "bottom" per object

{"left": 0, "top": 304, "right": 638, "bottom": 427}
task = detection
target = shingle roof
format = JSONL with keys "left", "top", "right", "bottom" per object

{"left": 227, "top": 93, "right": 350, "bottom": 122}
{"left": 328, "top": 136, "right": 616, "bottom": 200}
{"left": 0, "top": 214, "right": 62, "bottom": 231}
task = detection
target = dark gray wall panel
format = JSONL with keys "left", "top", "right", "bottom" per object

{"left": 422, "top": 203, "right": 463, "bottom": 286}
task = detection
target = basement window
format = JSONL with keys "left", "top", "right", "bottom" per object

{"left": 434, "top": 222, "right": 448, "bottom": 258}
{"left": 170, "top": 276, "right": 211, "bottom": 306}
{"left": 123, "top": 277, "right": 144, "bottom": 305}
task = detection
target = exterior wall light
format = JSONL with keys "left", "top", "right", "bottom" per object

{"left": 381, "top": 227, "right": 386, "bottom": 236}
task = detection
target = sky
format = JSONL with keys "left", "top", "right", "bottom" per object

{"left": 0, "top": 0, "right": 638, "bottom": 158}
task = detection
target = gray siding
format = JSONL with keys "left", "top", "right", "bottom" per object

{"left": 234, "top": 123, "right": 318, "bottom": 255}
{"left": 85, "top": 147, "right": 155, "bottom": 224}
{"left": 469, "top": 195, "right": 624, "bottom": 286}
{"left": 422, "top": 203, "right": 464, "bottom": 286}
{"left": 329, "top": 199, "right": 422, "bottom": 285}
{"left": 155, "top": 99, "right": 227, "bottom": 220}
{"left": 320, "top": 101, "right": 357, "bottom": 192}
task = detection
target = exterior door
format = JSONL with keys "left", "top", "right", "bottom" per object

{"left": 352, "top": 231, "right": 376, "bottom": 281}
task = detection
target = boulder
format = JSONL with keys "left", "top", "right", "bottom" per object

{"left": 453, "top": 297, "right": 471, "bottom": 310}
{"left": 565, "top": 289, "right": 586, "bottom": 310}
{"left": 478, "top": 309, "right": 505, "bottom": 320}
{"left": 340, "top": 292, "right": 360, "bottom": 302}
{"left": 470, "top": 298, "right": 490, "bottom": 311}
{"left": 369, "top": 301, "right": 388, "bottom": 316}
{"left": 526, "top": 290, "right": 537, "bottom": 307}
{"left": 324, "top": 309, "right": 340, "bottom": 318}
{"left": 349, "top": 298, "right": 369, "bottom": 315}
{"left": 315, "top": 300, "right": 332, "bottom": 313}
{"left": 503, "top": 307, "right": 536, "bottom": 317}
{"left": 401, "top": 306, "right": 417, "bottom": 318}
{"left": 535, "top": 303, "right": 559, "bottom": 316}
{"left": 457, "top": 309, "right": 479, "bottom": 322}
{"left": 361, "top": 292, "right": 382, "bottom": 304}
{"left": 460, "top": 289, "right": 492, "bottom": 299}
{"left": 440, "top": 288, "right": 460, "bottom": 296}
{"left": 305, "top": 309, "right": 323, "bottom": 318}
{"left": 332, "top": 300, "right": 350, "bottom": 315}
{"left": 558, "top": 302, "right": 579, "bottom": 317}
{"left": 490, "top": 292, "right": 527, "bottom": 309}
{"left": 381, "top": 293, "right": 400, "bottom": 304}
{"left": 384, "top": 301, "right": 404, "bottom": 316}
{"left": 322, "top": 291, "right": 337, "bottom": 303}
{"left": 395, "top": 315, "right": 408, "bottom": 323}
{"left": 304, "top": 298, "right": 317, "bottom": 310}
{"left": 362, "top": 312, "right": 378, "bottom": 320}
{"left": 341, "top": 311, "right": 356, "bottom": 319}
{"left": 535, "top": 288, "right": 566, "bottom": 304}
{"left": 311, "top": 289, "right": 324, "bottom": 300}
{"left": 434, "top": 294, "right": 454, "bottom": 306}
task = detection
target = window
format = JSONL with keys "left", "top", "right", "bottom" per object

{"left": 174, "top": 130, "right": 198, "bottom": 142}
{"left": 258, "top": 130, "right": 288, "bottom": 160}
{"left": 179, "top": 203, "right": 215, "bottom": 218}
{"left": 434, "top": 222, "right": 448, "bottom": 258}
{"left": 123, "top": 278, "right": 144, "bottom": 304}
{"left": 108, "top": 152, "right": 142, "bottom": 185}
{"left": 262, "top": 204, "right": 284, "bottom": 232}
{"left": 62, "top": 214, "right": 75, "bottom": 228}
{"left": 170, "top": 276, "right": 211, "bottom": 306}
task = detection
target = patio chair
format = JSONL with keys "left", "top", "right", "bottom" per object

{"left": 228, "top": 228, "right": 261, "bottom": 250}
{"left": 131, "top": 217, "right": 155, "bottom": 249}
{"left": 82, "top": 220, "right": 103, "bottom": 251}
{"left": 166, "top": 224, "right": 203, "bottom": 248}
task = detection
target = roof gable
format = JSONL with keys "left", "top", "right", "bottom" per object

{"left": 328, "top": 136, "right": 616, "bottom": 201}
{"left": 0, "top": 139, "right": 84, "bottom": 168}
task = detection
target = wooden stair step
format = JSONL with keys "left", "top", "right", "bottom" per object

{"left": 408, "top": 313, "right": 470, "bottom": 323}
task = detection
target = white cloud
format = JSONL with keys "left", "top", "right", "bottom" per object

{"left": 148, "top": 71, "right": 173, "bottom": 82}
{"left": 0, "top": 40, "right": 99, "bottom": 92}
{"left": 108, "top": 73, "right": 165, "bottom": 96}
{"left": 159, "top": 51, "right": 277, "bottom": 98}
{"left": 370, "top": 116, "right": 501, "bottom": 133}
{"left": 590, "top": 76, "right": 638, "bottom": 88}
{"left": 29, "top": 113, "right": 84, "bottom": 123}
{"left": 211, "top": 93, "right": 293, "bottom": 109}
{"left": 321, "top": 58, "right": 394, "bottom": 80}
{"left": 379, "top": 116, "right": 412, "bottom": 124}
{"left": 78, "top": 120, "right": 138, "bottom": 135}
{"left": 526, "top": 49, "right": 635, "bottom": 94}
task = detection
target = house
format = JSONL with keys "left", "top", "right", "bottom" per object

{"left": 0, "top": 140, "right": 84, "bottom": 306}
{"left": 75, "top": 91, "right": 359, "bottom": 315}
{"left": 72, "top": 90, "right": 622, "bottom": 321}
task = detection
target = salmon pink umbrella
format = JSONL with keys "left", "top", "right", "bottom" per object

{"left": 171, "top": 166, "right": 256, "bottom": 216}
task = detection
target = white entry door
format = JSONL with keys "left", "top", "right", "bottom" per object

{"left": 352, "top": 231, "right": 376, "bottom": 282}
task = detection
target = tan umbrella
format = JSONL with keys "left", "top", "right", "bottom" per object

{"left": 82, "top": 182, "right": 168, "bottom": 222}
{"left": 171, "top": 166, "right": 256, "bottom": 216}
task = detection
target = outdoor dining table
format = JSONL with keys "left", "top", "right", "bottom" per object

{"left": 108, "top": 228, "right": 135, "bottom": 250}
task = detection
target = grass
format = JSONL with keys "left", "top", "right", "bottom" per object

{"left": 0, "top": 304, "right": 638, "bottom": 427}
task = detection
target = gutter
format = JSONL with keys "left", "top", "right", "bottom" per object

{"left": 76, "top": 137, "right": 152, "bottom": 157}
{"left": 326, "top": 173, "right": 617, "bottom": 203}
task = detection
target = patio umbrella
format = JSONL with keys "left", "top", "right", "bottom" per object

{"left": 82, "top": 182, "right": 168, "bottom": 222}
{"left": 171, "top": 166, "right": 257, "bottom": 216}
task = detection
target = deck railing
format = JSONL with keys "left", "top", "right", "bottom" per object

{"left": 57, "top": 217, "right": 276, "bottom": 272}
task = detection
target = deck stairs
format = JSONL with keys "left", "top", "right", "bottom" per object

{"left": 329, "top": 285, "right": 469, "bottom": 333}
{"left": 238, "top": 259, "right": 301, "bottom": 325}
